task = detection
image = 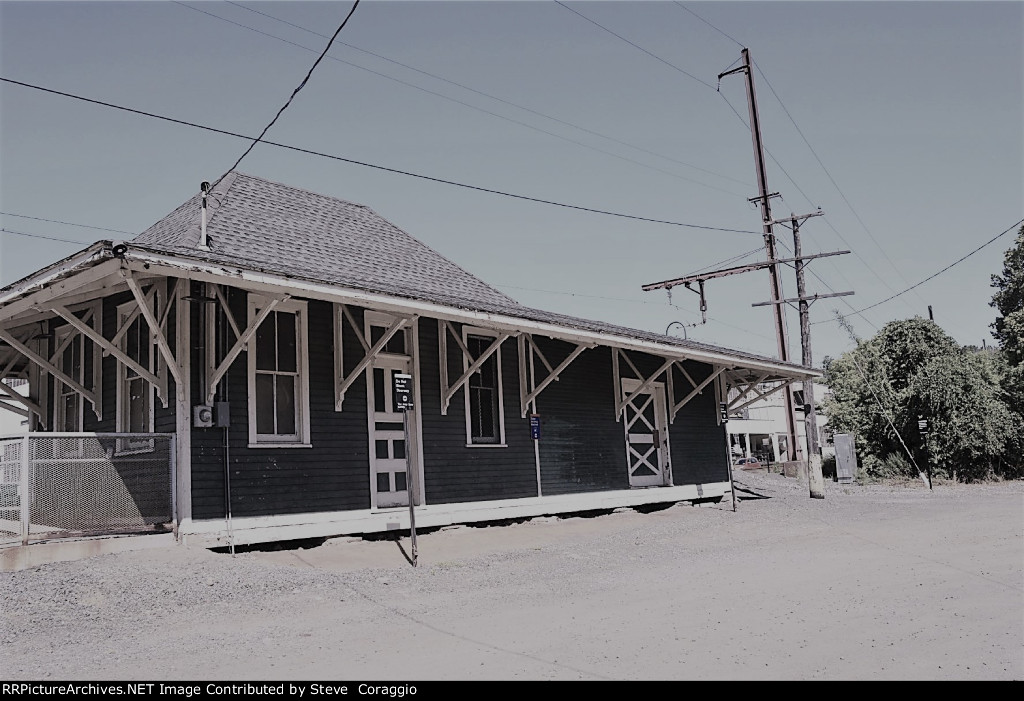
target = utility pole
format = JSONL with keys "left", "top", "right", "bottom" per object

{"left": 791, "top": 213, "right": 825, "bottom": 498}
{"left": 719, "top": 49, "right": 798, "bottom": 461}
{"left": 780, "top": 212, "right": 828, "bottom": 497}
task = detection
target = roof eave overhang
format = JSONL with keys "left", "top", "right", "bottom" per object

{"left": 0, "top": 242, "right": 115, "bottom": 322}
{"left": 123, "top": 247, "right": 821, "bottom": 382}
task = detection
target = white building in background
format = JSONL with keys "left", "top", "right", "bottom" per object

{"left": 727, "top": 380, "right": 831, "bottom": 464}
{"left": 0, "top": 378, "right": 30, "bottom": 435}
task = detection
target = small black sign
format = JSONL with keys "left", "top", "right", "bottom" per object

{"left": 394, "top": 373, "right": 413, "bottom": 411}
{"left": 918, "top": 418, "right": 928, "bottom": 433}
{"left": 720, "top": 402, "right": 729, "bottom": 423}
{"left": 530, "top": 414, "right": 541, "bottom": 440}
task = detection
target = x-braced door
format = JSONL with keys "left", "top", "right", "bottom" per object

{"left": 621, "top": 379, "right": 670, "bottom": 487}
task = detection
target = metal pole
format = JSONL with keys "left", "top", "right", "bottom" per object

{"left": 404, "top": 408, "right": 418, "bottom": 567}
{"left": 720, "top": 377, "right": 737, "bottom": 512}
{"left": 736, "top": 48, "right": 798, "bottom": 462}
{"left": 20, "top": 434, "right": 30, "bottom": 545}
{"left": 792, "top": 217, "right": 826, "bottom": 499}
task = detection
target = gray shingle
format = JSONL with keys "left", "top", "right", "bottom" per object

{"left": 130, "top": 172, "right": 804, "bottom": 371}
{"left": 133, "top": 172, "right": 519, "bottom": 310}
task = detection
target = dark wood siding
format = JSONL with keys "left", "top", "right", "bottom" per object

{"left": 534, "top": 341, "right": 628, "bottom": 495}
{"left": 189, "top": 288, "right": 370, "bottom": 519}
{"left": 418, "top": 319, "right": 537, "bottom": 504}
{"left": 667, "top": 361, "right": 729, "bottom": 486}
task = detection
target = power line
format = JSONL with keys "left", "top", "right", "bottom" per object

{"left": 492, "top": 281, "right": 777, "bottom": 344}
{"left": 673, "top": 3, "right": 745, "bottom": 50}
{"left": 0, "top": 77, "right": 761, "bottom": 235}
{"left": 667, "top": 5, "right": 923, "bottom": 317}
{"left": 554, "top": 1, "right": 717, "bottom": 90}
{"left": 751, "top": 59, "right": 929, "bottom": 310}
{"left": 222, "top": 0, "right": 750, "bottom": 190}
{"left": 773, "top": 236, "right": 878, "bottom": 332}
{"left": 1, "top": 228, "right": 92, "bottom": 245}
{"left": 175, "top": 1, "right": 744, "bottom": 199}
{"left": 813, "top": 218, "right": 1024, "bottom": 324}
{"left": 686, "top": 244, "right": 765, "bottom": 276}
{"left": 0, "top": 212, "right": 134, "bottom": 235}
{"left": 209, "top": 0, "right": 362, "bottom": 190}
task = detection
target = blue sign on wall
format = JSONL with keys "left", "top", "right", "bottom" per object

{"left": 530, "top": 414, "right": 541, "bottom": 440}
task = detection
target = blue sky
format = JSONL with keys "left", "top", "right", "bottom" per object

{"left": 1, "top": 1, "right": 1021, "bottom": 363}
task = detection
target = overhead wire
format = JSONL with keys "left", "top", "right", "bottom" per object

{"left": 673, "top": 3, "right": 745, "bottom": 50}
{"left": 208, "top": 0, "right": 362, "bottom": 191}
{"left": 223, "top": 0, "right": 750, "bottom": 189}
{"left": 0, "top": 77, "right": 761, "bottom": 235}
{"left": 752, "top": 61, "right": 927, "bottom": 295}
{"left": 553, "top": 1, "right": 717, "bottom": 90}
{"left": 175, "top": 1, "right": 746, "bottom": 198}
{"left": 1, "top": 228, "right": 93, "bottom": 245}
{"left": 0, "top": 212, "right": 134, "bottom": 235}
{"left": 813, "top": 217, "right": 1024, "bottom": 323}
{"left": 671, "top": 6, "right": 923, "bottom": 318}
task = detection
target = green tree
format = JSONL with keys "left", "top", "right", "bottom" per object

{"left": 990, "top": 225, "right": 1024, "bottom": 475}
{"left": 990, "top": 225, "right": 1024, "bottom": 364}
{"left": 823, "top": 318, "right": 1017, "bottom": 481}
{"left": 906, "top": 349, "right": 1016, "bottom": 481}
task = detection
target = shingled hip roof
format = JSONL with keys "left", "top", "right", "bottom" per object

{"left": 132, "top": 172, "right": 520, "bottom": 312}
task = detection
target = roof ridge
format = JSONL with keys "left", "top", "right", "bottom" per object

{"left": 230, "top": 171, "right": 368, "bottom": 210}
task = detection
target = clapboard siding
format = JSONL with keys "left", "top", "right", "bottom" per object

{"left": 190, "top": 288, "right": 370, "bottom": 519}
{"left": 418, "top": 319, "right": 537, "bottom": 504}
{"left": 534, "top": 340, "right": 628, "bottom": 495}
{"left": 667, "top": 361, "right": 729, "bottom": 486}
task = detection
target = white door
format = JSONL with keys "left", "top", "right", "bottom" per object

{"left": 368, "top": 355, "right": 416, "bottom": 509}
{"left": 622, "top": 379, "right": 670, "bottom": 487}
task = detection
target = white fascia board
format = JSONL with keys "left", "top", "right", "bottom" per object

{"left": 124, "top": 250, "right": 821, "bottom": 381}
{"left": 0, "top": 243, "right": 111, "bottom": 310}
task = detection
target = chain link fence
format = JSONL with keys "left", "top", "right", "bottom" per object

{"left": 0, "top": 433, "right": 174, "bottom": 545}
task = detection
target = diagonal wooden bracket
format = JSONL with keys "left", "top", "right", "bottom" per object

{"left": 518, "top": 334, "right": 592, "bottom": 417}
{"left": 51, "top": 304, "right": 166, "bottom": 406}
{"left": 0, "top": 328, "right": 98, "bottom": 413}
{"left": 729, "top": 378, "right": 795, "bottom": 415}
{"left": 0, "top": 379, "right": 41, "bottom": 417}
{"left": 438, "top": 321, "right": 511, "bottom": 416}
{"left": 669, "top": 365, "right": 726, "bottom": 422}
{"left": 124, "top": 270, "right": 184, "bottom": 393}
{"left": 206, "top": 295, "right": 288, "bottom": 405}
{"left": 336, "top": 309, "right": 415, "bottom": 411}
{"left": 614, "top": 350, "right": 674, "bottom": 420}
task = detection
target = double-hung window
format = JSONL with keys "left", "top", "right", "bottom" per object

{"left": 54, "top": 326, "right": 84, "bottom": 432}
{"left": 116, "top": 300, "right": 156, "bottom": 451}
{"left": 248, "top": 296, "right": 310, "bottom": 447}
{"left": 463, "top": 328, "right": 505, "bottom": 446}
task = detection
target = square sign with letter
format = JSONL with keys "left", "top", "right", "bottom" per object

{"left": 394, "top": 373, "right": 413, "bottom": 412}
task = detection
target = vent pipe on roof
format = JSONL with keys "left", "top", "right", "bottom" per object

{"left": 198, "top": 181, "right": 211, "bottom": 251}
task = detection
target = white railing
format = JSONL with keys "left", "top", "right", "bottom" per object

{"left": 0, "top": 433, "right": 175, "bottom": 545}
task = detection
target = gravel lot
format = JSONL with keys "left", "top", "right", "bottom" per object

{"left": 2, "top": 469, "right": 1021, "bottom": 680}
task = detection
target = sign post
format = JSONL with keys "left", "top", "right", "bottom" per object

{"left": 918, "top": 417, "right": 932, "bottom": 490}
{"left": 394, "top": 373, "right": 417, "bottom": 566}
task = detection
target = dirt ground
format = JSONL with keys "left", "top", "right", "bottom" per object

{"left": 1, "top": 469, "right": 1022, "bottom": 680}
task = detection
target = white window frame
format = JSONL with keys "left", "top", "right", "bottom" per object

{"left": 247, "top": 295, "right": 311, "bottom": 448}
{"left": 115, "top": 299, "right": 156, "bottom": 452}
{"left": 462, "top": 326, "right": 506, "bottom": 448}
{"left": 53, "top": 325, "right": 85, "bottom": 432}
